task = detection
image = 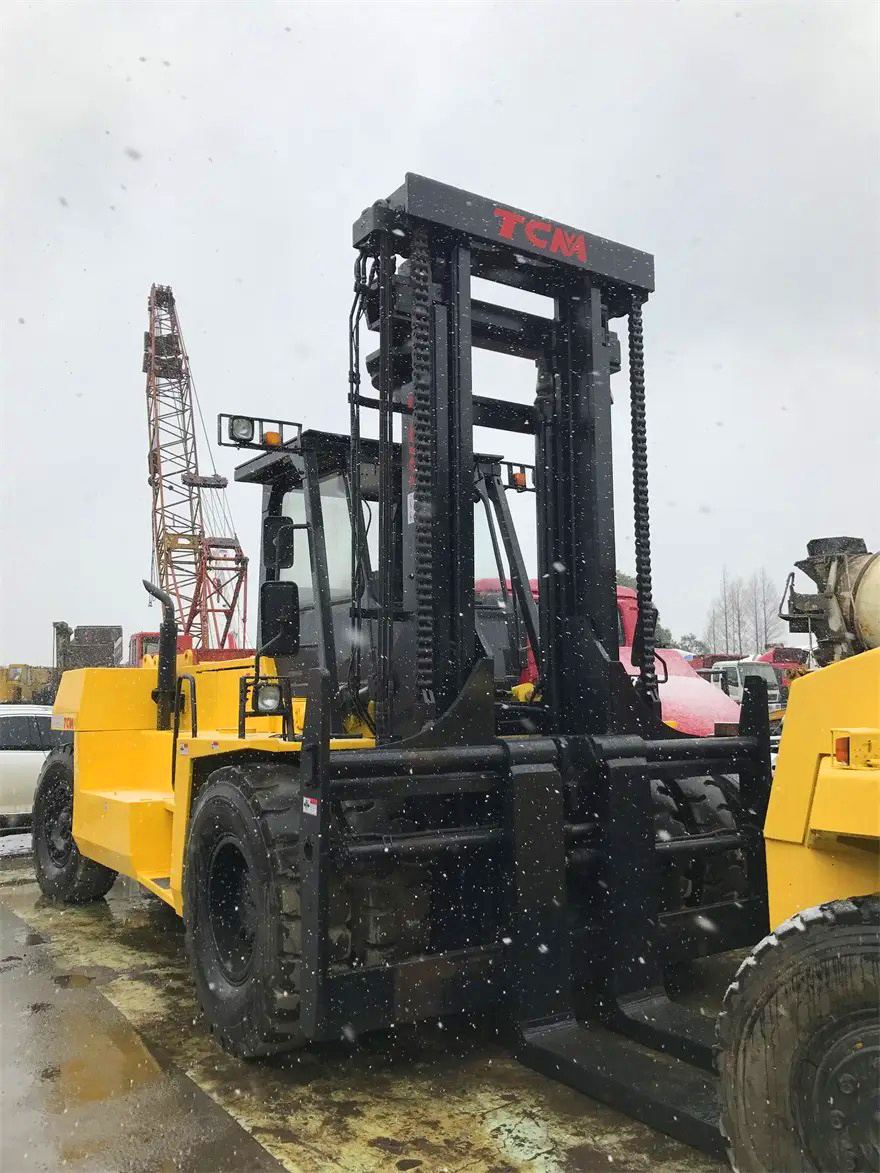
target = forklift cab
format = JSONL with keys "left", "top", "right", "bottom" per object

{"left": 234, "top": 427, "right": 542, "bottom": 727}
{"left": 234, "top": 430, "right": 395, "bottom": 699}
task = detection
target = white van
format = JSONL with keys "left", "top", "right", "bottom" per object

{"left": 704, "top": 660, "right": 783, "bottom": 709}
{"left": 0, "top": 705, "right": 61, "bottom": 825}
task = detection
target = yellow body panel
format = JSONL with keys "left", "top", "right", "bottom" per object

{"left": 55, "top": 668, "right": 159, "bottom": 731}
{"left": 811, "top": 766, "right": 880, "bottom": 838}
{"left": 766, "top": 837, "right": 879, "bottom": 926}
{"left": 71, "top": 725, "right": 175, "bottom": 884}
{"left": 764, "top": 649, "right": 880, "bottom": 845}
{"left": 55, "top": 656, "right": 373, "bottom": 915}
{"left": 764, "top": 648, "right": 880, "bottom": 926}
{"left": 74, "top": 789, "right": 172, "bottom": 879}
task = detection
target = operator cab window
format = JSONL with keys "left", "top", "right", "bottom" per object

{"left": 279, "top": 470, "right": 381, "bottom": 610}
{"left": 317, "top": 474, "right": 354, "bottom": 602}
{"left": 280, "top": 487, "right": 313, "bottom": 606}
{"left": 474, "top": 496, "right": 508, "bottom": 592}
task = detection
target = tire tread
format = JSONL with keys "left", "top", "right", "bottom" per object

{"left": 716, "top": 893, "right": 880, "bottom": 1172}
{"left": 32, "top": 744, "right": 117, "bottom": 904}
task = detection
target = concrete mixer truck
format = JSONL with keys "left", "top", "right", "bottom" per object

{"left": 780, "top": 536, "right": 880, "bottom": 665}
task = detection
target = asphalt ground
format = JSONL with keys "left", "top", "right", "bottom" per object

{"left": 0, "top": 844, "right": 729, "bottom": 1173}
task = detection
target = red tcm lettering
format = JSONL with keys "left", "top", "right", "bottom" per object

{"left": 493, "top": 207, "right": 587, "bottom": 264}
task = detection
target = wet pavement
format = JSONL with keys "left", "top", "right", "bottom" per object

{"left": 0, "top": 849, "right": 728, "bottom": 1172}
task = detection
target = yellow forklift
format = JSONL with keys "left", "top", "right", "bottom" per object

{"left": 33, "top": 177, "right": 877, "bottom": 1170}
{"left": 717, "top": 538, "right": 879, "bottom": 1172}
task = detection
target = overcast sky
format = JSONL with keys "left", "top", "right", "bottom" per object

{"left": 2, "top": 0, "right": 878, "bottom": 663}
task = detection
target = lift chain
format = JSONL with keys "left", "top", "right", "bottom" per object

{"left": 628, "top": 295, "right": 659, "bottom": 705}
{"left": 409, "top": 226, "right": 435, "bottom": 703}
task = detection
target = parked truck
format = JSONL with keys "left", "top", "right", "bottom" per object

{"left": 698, "top": 658, "right": 783, "bottom": 709}
{"left": 753, "top": 645, "right": 811, "bottom": 698}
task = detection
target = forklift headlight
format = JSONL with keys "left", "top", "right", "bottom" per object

{"left": 229, "top": 416, "right": 255, "bottom": 444}
{"left": 255, "top": 683, "right": 283, "bottom": 713}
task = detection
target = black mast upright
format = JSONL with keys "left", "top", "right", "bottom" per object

{"left": 352, "top": 175, "right": 654, "bottom": 740}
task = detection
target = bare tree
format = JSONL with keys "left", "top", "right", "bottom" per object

{"left": 746, "top": 573, "right": 761, "bottom": 652}
{"left": 703, "top": 600, "right": 722, "bottom": 652}
{"left": 704, "top": 591, "right": 732, "bottom": 653}
{"left": 704, "top": 568, "right": 780, "bottom": 655}
{"left": 729, "top": 576, "right": 748, "bottom": 654}
{"left": 720, "top": 566, "right": 731, "bottom": 652}
{"left": 758, "top": 569, "right": 781, "bottom": 648}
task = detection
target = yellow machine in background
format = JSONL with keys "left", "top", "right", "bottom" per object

{"left": 0, "top": 664, "right": 54, "bottom": 705}
{"left": 717, "top": 539, "right": 879, "bottom": 1173}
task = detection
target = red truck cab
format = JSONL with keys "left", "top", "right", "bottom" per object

{"left": 753, "top": 644, "right": 810, "bottom": 695}
{"left": 475, "top": 581, "right": 741, "bottom": 737}
{"left": 613, "top": 587, "right": 741, "bottom": 735}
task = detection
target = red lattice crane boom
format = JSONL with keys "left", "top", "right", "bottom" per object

{"left": 143, "top": 285, "right": 248, "bottom": 649}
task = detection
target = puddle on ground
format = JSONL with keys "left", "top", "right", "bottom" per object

{"left": 34, "top": 1008, "right": 165, "bottom": 1115}
{"left": 54, "top": 972, "right": 94, "bottom": 989}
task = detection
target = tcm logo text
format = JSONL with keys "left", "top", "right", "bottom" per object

{"left": 493, "top": 207, "right": 587, "bottom": 263}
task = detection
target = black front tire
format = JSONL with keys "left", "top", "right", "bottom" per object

{"left": 32, "top": 744, "right": 117, "bottom": 903}
{"left": 717, "top": 895, "right": 880, "bottom": 1173}
{"left": 183, "top": 763, "right": 350, "bottom": 1059}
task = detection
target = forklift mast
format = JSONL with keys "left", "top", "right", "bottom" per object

{"left": 221, "top": 180, "right": 772, "bottom": 1155}
{"left": 348, "top": 174, "right": 659, "bottom": 743}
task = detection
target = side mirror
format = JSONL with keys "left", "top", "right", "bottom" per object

{"left": 259, "top": 581, "right": 300, "bottom": 655}
{"left": 262, "top": 515, "right": 295, "bottom": 572}
{"left": 720, "top": 677, "right": 730, "bottom": 695}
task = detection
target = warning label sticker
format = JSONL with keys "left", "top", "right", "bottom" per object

{"left": 302, "top": 796, "right": 319, "bottom": 817}
{"left": 50, "top": 715, "right": 75, "bottom": 732}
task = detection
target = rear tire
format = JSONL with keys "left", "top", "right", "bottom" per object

{"left": 717, "top": 895, "right": 880, "bottom": 1173}
{"left": 32, "top": 744, "right": 118, "bottom": 903}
